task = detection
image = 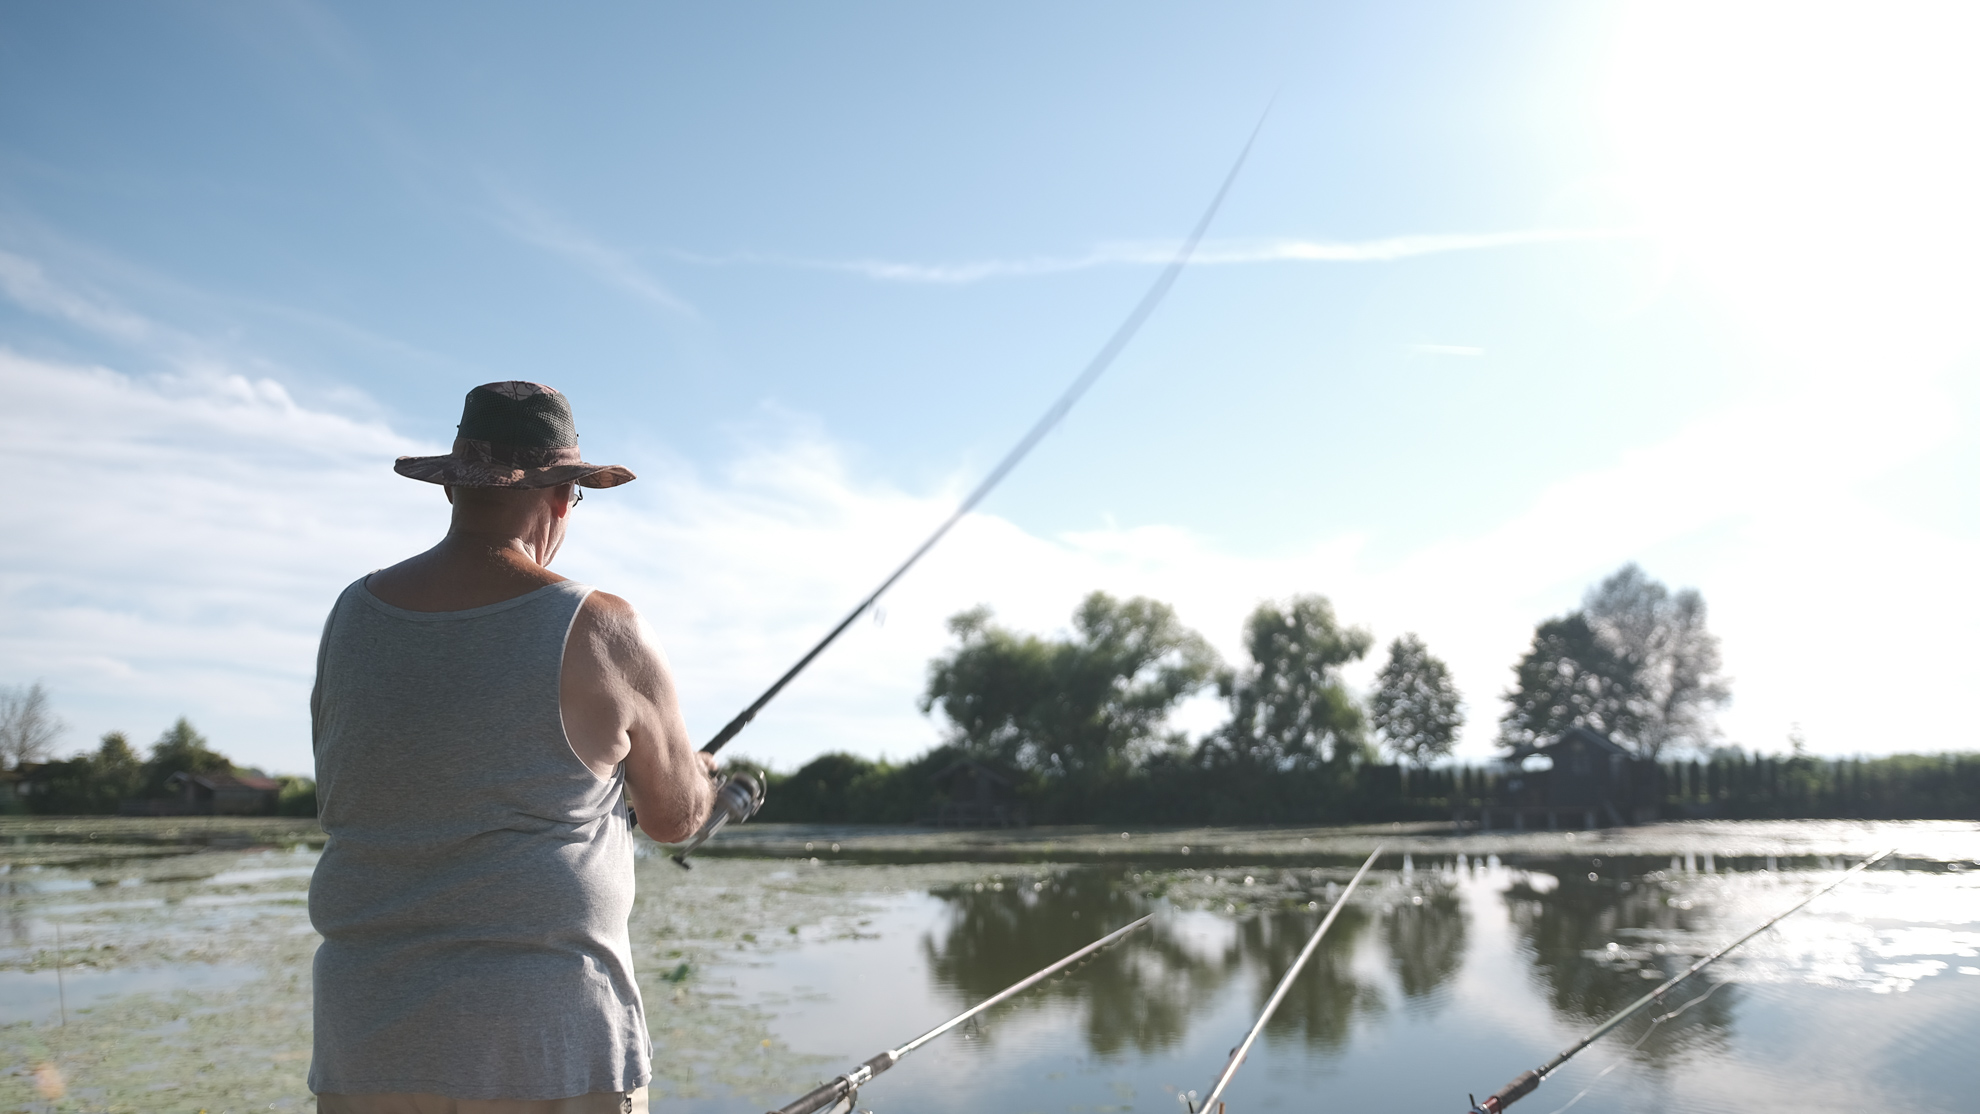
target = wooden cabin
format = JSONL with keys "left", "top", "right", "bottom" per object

{"left": 1462, "top": 726, "right": 1659, "bottom": 830}
{"left": 162, "top": 770, "right": 281, "bottom": 815}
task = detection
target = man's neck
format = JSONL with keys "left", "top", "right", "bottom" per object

{"left": 365, "top": 531, "right": 567, "bottom": 613}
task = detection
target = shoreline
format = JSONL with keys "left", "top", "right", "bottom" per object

{"left": 6, "top": 815, "right": 1975, "bottom": 868}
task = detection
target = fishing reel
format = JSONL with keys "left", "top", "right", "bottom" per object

{"left": 671, "top": 767, "right": 766, "bottom": 869}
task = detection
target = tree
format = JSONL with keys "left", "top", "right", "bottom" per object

{"left": 0, "top": 681, "right": 65, "bottom": 768}
{"left": 1209, "top": 596, "right": 1373, "bottom": 770}
{"left": 1581, "top": 564, "right": 1731, "bottom": 757}
{"left": 1498, "top": 614, "right": 1638, "bottom": 752}
{"left": 1370, "top": 634, "right": 1463, "bottom": 767}
{"left": 91, "top": 731, "right": 144, "bottom": 805}
{"left": 25, "top": 731, "right": 144, "bottom": 814}
{"left": 921, "top": 593, "right": 1220, "bottom": 781}
{"left": 140, "top": 717, "right": 232, "bottom": 797}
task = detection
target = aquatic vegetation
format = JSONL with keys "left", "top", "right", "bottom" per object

{"left": 0, "top": 830, "right": 1003, "bottom": 1110}
{"left": 1, "top": 820, "right": 1974, "bottom": 1112}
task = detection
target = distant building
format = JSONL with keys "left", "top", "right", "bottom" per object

{"left": 927, "top": 759, "right": 1029, "bottom": 828}
{"left": 145, "top": 770, "right": 281, "bottom": 816}
{"left": 6, "top": 762, "right": 62, "bottom": 808}
{"left": 0, "top": 763, "right": 26, "bottom": 807}
{"left": 1462, "top": 726, "right": 1660, "bottom": 830}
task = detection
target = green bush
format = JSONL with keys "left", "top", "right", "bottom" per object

{"left": 277, "top": 776, "right": 318, "bottom": 817}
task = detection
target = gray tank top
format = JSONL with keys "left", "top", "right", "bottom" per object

{"left": 307, "top": 578, "right": 648, "bottom": 1100}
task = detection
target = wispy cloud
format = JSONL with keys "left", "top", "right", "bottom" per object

{"left": 0, "top": 249, "right": 155, "bottom": 341}
{"left": 0, "top": 231, "right": 471, "bottom": 394}
{"left": 673, "top": 226, "right": 1645, "bottom": 285}
{"left": 486, "top": 190, "right": 696, "bottom": 316}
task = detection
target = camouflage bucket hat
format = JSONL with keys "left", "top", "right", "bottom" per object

{"left": 393, "top": 381, "right": 636, "bottom": 489}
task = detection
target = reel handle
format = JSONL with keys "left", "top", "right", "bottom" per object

{"left": 671, "top": 769, "right": 766, "bottom": 869}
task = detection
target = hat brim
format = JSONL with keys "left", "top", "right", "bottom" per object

{"left": 394, "top": 454, "right": 636, "bottom": 489}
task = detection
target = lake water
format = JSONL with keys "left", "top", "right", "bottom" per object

{"left": 2, "top": 821, "right": 1976, "bottom": 1113}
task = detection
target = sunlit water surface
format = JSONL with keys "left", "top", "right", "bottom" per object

{"left": 688, "top": 855, "right": 1980, "bottom": 1114}
{"left": 2, "top": 824, "right": 1975, "bottom": 1113}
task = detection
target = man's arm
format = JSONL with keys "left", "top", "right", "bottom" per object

{"left": 561, "top": 591, "right": 715, "bottom": 844}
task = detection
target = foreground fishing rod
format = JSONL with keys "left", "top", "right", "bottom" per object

{"left": 1186, "top": 845, "right": 1384, "bottom": 1114}
{"left": 669, "top": 109, "right": 1272, "bottom": 867}
{"left": 769, "top": 912, "right": 1154, "bottom": 1114}
{"left": 1465, "top": 848, "right": 1895, "bottom": 1114}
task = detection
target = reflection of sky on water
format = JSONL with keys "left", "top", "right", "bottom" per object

{"left": 704, "top": 858, "right": 1980, "bottom": 1114}
{"left": 0, "top": 962, "right": 259, "bottom": 1025}
{"left": 3, "top": 833, "right": 1976, "bottom": 1111}
{"left": 0, "top": 846, "right": 322, "bottom": 1013}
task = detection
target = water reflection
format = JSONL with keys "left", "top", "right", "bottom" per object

{"left": 920, "top": 866, "right": 1469, "bottom": 1055}
{"left": 916, "top": 861, "right": 1779, "bottom": 1063}
{"left": 1504, "top": 867, "right": 1736, "bottom": 1065}
{"left": 7, "top": 831, "right": 1971, "bottom": 1114}
{"left": 921, "top": 870, "right": 1238, "bottom": 1053}
{"left": 1385, "top": 877, "right": 1465, "bottom": 1006}
{"left": 1241, "top": 904, "right": 1381, "bottom": 1048}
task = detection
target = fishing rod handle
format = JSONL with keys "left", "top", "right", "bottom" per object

{"left": 1471, "top": 1070, "right": 1540, "bottom": 1113}
{"left": 769, "top": 1052, "right": 897, "bottom": 1114}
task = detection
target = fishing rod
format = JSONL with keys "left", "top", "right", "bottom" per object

{"left": 768, "top": 912, "right": 1156, "bottom": 1114}
{"left": 1465, "top": 848, "right": 1895, "bottom": 1114}
{"left": 669, "top": 108, "right": 1272, "bottom": 866}
{"left": 1187, "top": 845, "right": 1384, "bottom": 1114}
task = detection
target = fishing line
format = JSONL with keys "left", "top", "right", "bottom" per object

{"left": 1467, "top": 849, "right": 1895, "bottom": 1114}
{"left": 697, "top": 104, "right": 1273, "bottom": 759}
{"left": 1540, "top": 976, "right": 1729, "bottom": 1114}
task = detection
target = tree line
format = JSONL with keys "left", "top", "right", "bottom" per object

{"left": 1399, "top": 750, "right": 1980, "bottom": 821}
{"left": 6, "top": 562, "right": 1969, "bottom": 824}
{"left": 0, "top": 709, "right": 315, "bottom": 816}
{"left": 744, "top": 562, "right": 1976, "bottom": 825}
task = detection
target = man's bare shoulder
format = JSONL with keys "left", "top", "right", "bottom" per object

{"left": 572, "top": 592, "right": 668, "bottom": 673}
{"left": 576, "top": 590, "right": 642, "bottom": 636}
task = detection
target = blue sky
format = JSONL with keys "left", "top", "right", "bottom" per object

{"left": 2, "top": 2, "right": 1976, "bottom": 774}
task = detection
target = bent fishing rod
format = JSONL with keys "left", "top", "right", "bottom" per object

{"left": 769, "top": 912, "right": 1155, "bottom": 1114}
{"left": 1187, "top": 845, "right": 1384, "bottom": 1114}
{"left": 669, "top": 109, "right": 1272, "bottom": 866}
{"left": 1465, "top": 848, "right": 1896, "bottom": 1114}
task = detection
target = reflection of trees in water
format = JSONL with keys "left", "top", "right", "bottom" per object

{"left": 922, "top": 864, "right": 1750, "bottom": 1066}
{"left": 1385, "top": 879, "right": 1466, "bottom": 1005}
{"left": 1503, "top": 867, "right": 1737, "bottom": 1066}
{"left": 922, "top": 869, "right": 1457, "bottom": 1057}
{"left": 922, "top": 870, "right": 1239, "bottom": 1054}
{"left": 1244, "top": 905, "right": 1383, "bottom": 1050}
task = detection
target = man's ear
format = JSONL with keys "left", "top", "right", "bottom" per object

{"left": 551, "top": 483, "right": 573, "bottom": 521}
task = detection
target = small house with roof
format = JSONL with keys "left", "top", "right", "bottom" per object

{"left": 164, "top": 770, "right": 281, "bottom": 815}
{"left": 1462, "top": 726, "right": 1660, "bottom": 831}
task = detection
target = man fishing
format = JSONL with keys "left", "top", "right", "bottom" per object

{"left": 307, "top": 381, "right": 716, "bottom": 1114}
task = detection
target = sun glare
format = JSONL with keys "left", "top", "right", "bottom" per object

{"left": 1604, "top": 1, "right": 1980, "bottom": 372}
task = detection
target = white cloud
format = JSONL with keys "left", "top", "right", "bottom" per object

{"left": 0, "top": 349, "right": 443, "bottom": 771}
{"left": 672, "top": 227, "right": 1644, "bottom": 285}
{"left": 3, "top": 316, "right": 1972, "bottom": 776}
